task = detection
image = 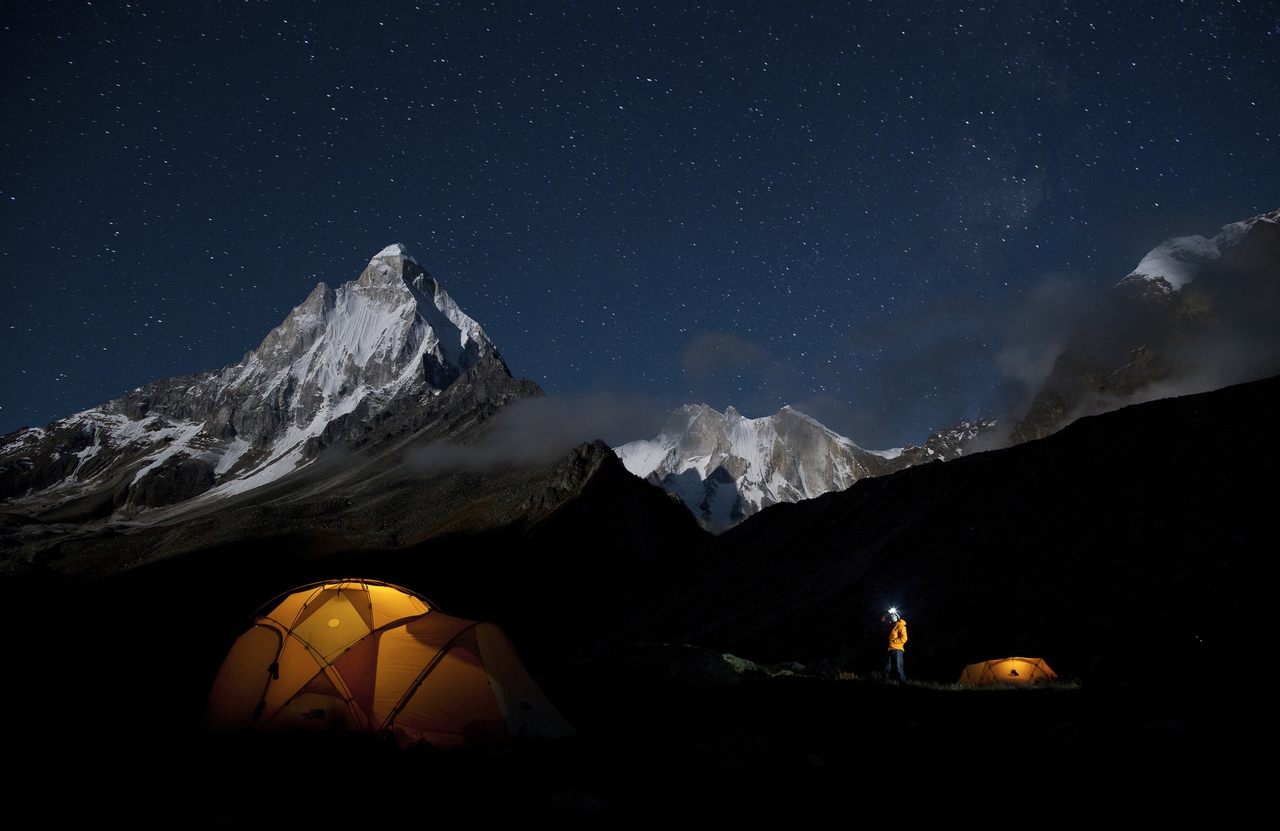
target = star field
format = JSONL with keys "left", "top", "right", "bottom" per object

{"left": 2, "top": 1, "right": 1277, "bottom": 447}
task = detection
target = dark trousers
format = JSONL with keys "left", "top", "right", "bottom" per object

{"left": 885, "top": 649, "right": 906, "bottom": 680}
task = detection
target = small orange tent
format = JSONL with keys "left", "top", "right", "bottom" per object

{"left": 957, "top": 657, "right": 1058, "bottom": 687}
{"left": 204, "top": 579, "right": 575, "bottom": 748}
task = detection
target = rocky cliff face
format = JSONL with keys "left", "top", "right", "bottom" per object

{"left": 1009, "top": 208, "right": 1280, "bottom": 444}
{"left": 0, "top": 245, "right": 535, "bottom": 515}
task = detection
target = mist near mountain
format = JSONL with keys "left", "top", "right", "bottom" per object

{"left": 409, "top": 392, "right": 667, "bottom": 473}
{"left": 1001, "top": 209, "right": 1280, "bottom": 442}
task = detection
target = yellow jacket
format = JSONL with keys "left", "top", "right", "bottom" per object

{"left": 888, "top": 618, "right": 907, "bottom": 651}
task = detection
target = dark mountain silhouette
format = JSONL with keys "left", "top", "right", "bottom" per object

{"left": 589, "top": 374, "right": 1279, "bottom": 685}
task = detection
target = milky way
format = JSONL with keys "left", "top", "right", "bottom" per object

{"left": 3, "top": 1, "right": 1276, "bottom": 446}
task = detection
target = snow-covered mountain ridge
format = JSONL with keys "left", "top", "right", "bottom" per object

{"left": 615, "top": 404, "right": 997, "bottom": 530}
{"left": 0, "top": 245, "right": 513, "bottom": 510}
{"left": 1118, "top": 209, "right": 1279, "bottom": 295}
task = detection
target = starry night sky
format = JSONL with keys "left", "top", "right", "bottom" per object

{"left": 3, "top": 1, "right": 1277, "bottom": 448}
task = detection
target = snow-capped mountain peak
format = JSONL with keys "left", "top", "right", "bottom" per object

{"left": 374, "top": 242, "right": 419, "bottom": 263}
{"left": 1118, "top": 211, "right": 1277, "bottom": 294}
{"left": 615, "top": 403, "right": 884, "bottom": 530}
{"left": 1, "top": 245, "right": 511, "bottom": 511}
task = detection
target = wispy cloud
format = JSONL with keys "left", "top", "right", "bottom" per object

{"left": 408, "top": 392, "right": 666, "bottom": 472}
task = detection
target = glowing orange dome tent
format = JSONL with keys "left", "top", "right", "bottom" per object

{"left": 957, "top": 657, "right": 1058, "bottom": 687}
{"left": 204, "top": 579, "right": 575, "bottom": 748}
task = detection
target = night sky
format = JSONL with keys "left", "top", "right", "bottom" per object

{"left": 3, "top": 1, "right": 1277, "bottom": 448}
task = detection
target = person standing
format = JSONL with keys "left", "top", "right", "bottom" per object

{"left": 883, "top": 609, "right": 907, "bottom": 681}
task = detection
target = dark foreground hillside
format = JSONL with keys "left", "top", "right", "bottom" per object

{"left": 4, "top": 377, "right": 1278, "bottom": 824}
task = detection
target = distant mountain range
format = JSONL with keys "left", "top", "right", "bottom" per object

{"left": 0, "top": 242, "right": 998, "bottom": 535}
{"left": 615, "top": 405, "right": 996, "bottom": 530}
{"left": 2, "top": 206, "right": 1276, "bottom": 546}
